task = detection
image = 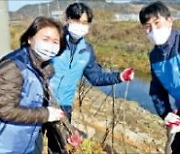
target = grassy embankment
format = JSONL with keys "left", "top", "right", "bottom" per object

{"left": 10, "top": 13, "right": 180, "bottom": 77}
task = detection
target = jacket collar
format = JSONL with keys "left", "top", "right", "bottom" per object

{"left": 66, "top": 34, "right": 86, "bottom": 51}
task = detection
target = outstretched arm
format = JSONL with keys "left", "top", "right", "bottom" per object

{"left": 83, "top": 44, "right": 134, "bottom": 86}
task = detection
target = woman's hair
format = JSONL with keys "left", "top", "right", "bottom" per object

{"left": 139, "top": 1, "right": 171, "bottom": 25}
{"left": 65, "top": 2, "right": 93, "bottom": 23}
{"left": 20, "top": 16, "right": 65, "bottom": 53}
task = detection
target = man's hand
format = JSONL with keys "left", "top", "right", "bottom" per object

{"left": 67, "top": 130, "right": 83, "bottom": 147}
{"left": 120, "top": 68, "right": 134, "bottom": 82}
{"left": 47, "top": 106, "right": 65, "bottom": 122}
{"left": 164, "top": 112, "right": 180, "bottom": 134}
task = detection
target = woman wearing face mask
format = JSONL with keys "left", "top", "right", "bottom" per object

{"left": 139, "top": 1, "right": 180, "bottom": 153}
{"left": 47, "top": 2, "right": 134, "bottom": 153}
{"left": 0, "top": 16, "right": 66, "bottom": 154}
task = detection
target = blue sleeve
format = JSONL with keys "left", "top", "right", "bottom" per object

{"left": 149, "top": 69, "right": 172, "bottom": 119}
{"left": 83, "top": 44, "right": 121, "bottom": 86}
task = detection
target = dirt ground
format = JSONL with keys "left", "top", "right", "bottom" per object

{"left": 72, "top": 86, "right": 167, "bottom": 154}
{"left": 43, "top": 86, "right": 167, "bottom": 154}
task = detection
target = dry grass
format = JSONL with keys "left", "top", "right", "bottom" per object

{"left": 10, "top": 13, "right": 180, "bottom": 74}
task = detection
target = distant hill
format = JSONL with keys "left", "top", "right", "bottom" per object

{"left": 9, "top": 0, "right": 180, "bottom": 21}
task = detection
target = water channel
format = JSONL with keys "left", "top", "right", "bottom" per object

{"left": 97, "top": 73, "right": 157, "bottom": 114}
{"left": 97, "top": 72, "right": 176, "bottom": 115}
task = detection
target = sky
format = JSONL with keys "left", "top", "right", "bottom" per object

{"left": 8, "top": 0, "right": 131, "bottom": 11}
{"left": 8, "top": 0, "right": 52, "bottom": 11}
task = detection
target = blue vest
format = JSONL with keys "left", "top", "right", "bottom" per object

{"left": 152, "top": 54, "right": 180, "bottom": 101}
{"left": 50, "top": 35, "right": 90, "bottom": 106}
{"left": 150, "top": 30, "right": 180, "bottom": 106}
{"left": 0, "top": 47, "right": 44, "bottom": 153}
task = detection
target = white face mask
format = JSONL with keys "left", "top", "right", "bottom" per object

{"left": 68, "top": 23, "right": 89, "bottom": 40}
{"left": 32, "top": 39, "right": 60, "bottom": 61}
{"left": 147, "top": 27, "right": 171, "bottom": 45}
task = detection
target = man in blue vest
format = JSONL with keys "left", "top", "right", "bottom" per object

{"left": 47, "top": 2, "right": 134, "bottom": 153}
{"left": 139, "top": 1, "right": 180, "bottom": 153}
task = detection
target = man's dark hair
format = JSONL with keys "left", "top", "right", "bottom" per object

{"left": 139, "top": 1, "right": 171, "bottom": 25}
{"left": 65, "top": 2, "right": 93, "bottom": 23}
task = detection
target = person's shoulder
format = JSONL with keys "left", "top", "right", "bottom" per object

{"left": 84, "top": 40, "right": 93, "bottom": 51}
{"left": 0, "top": 58, "right": 21, "bottom": 77}
{"left": 1, "top": 57, "right": 14, "bottom": 67}
{"left": 170, "top": 29, "right": 180, "bottom": 40}
{"left": 149, "top": 47, "right": 157, "bottom": 63}
{"left": 173, "top": 29, "right": 180, "bottom": 34}
{"left": 173, "top": 29, "right": 180, "bottom": 45}
{"left": 85, "top": 41, "right": 92, "bottom": 48}
{"left": 1, "top": 47, "right": 27, "bottom": 61}
{"left": 1, "top": 47, "right": 29, "bottom": 71}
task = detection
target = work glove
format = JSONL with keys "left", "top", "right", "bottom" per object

{"left": 164, "top": 112, "right": 180, "bottom": 134}
{"left": 47, "top": 106, "right": 65, "bottom": 122}
{"left": 120, "top": 68, "right": 134, "bottom": 82}
{"left": 67, "top": 130, "right": 83, "bottom": 147}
